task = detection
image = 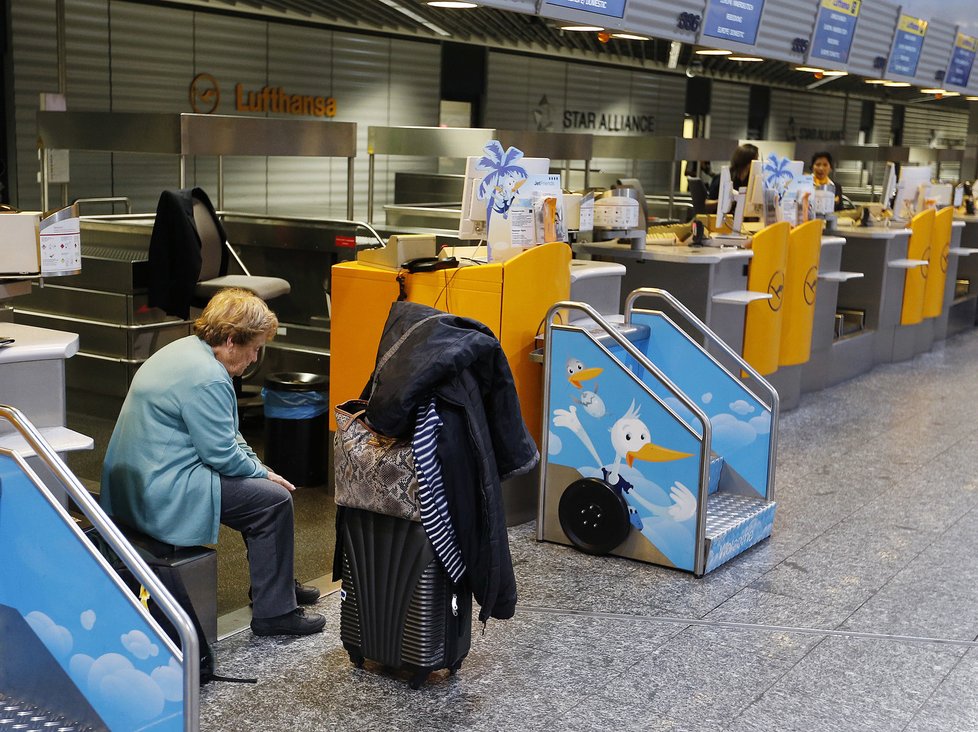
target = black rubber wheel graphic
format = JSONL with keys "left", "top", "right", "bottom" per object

{"left": 558, "top": 477, "right": 632, "bottom": 555}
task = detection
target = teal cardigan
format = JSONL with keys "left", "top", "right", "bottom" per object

{"left": 100, "top": 335, "right": 267, "bottom": 545}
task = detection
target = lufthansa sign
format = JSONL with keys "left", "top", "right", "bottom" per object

{"left": 189, "top": 73, "right": 337, "bottom": 118}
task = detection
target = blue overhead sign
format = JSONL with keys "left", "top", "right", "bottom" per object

{"left": 945, "top": 31, "right": 977, "bottom": 88}
{"left": 808, "top": 0, "right": 860, "bottom": 65}
{"left": 702, "top": 0, "right": 766, "bottom": 46}
{"left": 546, "top": 0, "right": 626, "bottom": 19}
{"left": 887, "top": 13, "right": 927, "bottom": 78}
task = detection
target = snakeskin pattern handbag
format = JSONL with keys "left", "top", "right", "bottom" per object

{"left": 333, "top": 399, "right": 421, "bottom": 522}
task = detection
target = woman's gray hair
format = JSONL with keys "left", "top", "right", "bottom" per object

{"left": 193, "top": 288, "right": 278, "bottom": 346}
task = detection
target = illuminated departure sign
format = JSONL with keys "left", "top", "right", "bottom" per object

{"left": 887, "top": 13, "right": 927, "bottom": 78}
{"left": 702, "top": 0, "right": 766, "bottom": 46}
{"left": 945, "top": 31, "right": 977, "bottom": 88}
{"left": 546, "top": 0, "right": 626, "bottom": 19}
{"left": 808, "top": 0, "right": 860, "bottom": 65}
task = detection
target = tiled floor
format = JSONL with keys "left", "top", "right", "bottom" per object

{"left": 198, "top": 326, "right": 978, "bottom": 731}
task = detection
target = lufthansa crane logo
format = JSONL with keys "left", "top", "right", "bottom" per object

{"left": 942, "top": 243, "right": 950, "bottom": 273}
{"left": 921, "top": 246, "right": 930, "bottom": 279}
{"left": 804, "top": 266, "right": 818, "bottom": 305}
{"left": 767, "top": 270, "right": 785, "bottom": 311}
{"left": 190, "top": 73, "right": 220, "bottom": 114}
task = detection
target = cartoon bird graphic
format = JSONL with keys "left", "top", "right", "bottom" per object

{"left": 605, "top": 401, "right": 692, "bottom": 485}
{"left": 566, "top": 357, "right": 603, "bottom": 389}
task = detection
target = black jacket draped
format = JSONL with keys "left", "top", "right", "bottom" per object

{"left": 354, "top": 301, "right": 539, "bottom": 622}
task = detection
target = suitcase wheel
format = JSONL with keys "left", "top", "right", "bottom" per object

{"left": 348, "top": 651, "right": 365, "bottom": 669}
{"left": 449, "top": 660, "right": 463, "bottom": 675}
{"left": 558, "top": 477, "right": 631, "bottom": 555}
{"left": 409, "top": 671, "right": 428, "bottom": 690}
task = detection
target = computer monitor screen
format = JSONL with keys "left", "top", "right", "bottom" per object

{"left": 879, "top": 162, "right": 897, "bottom": 209}
{"left": 714, "top": 165, "right": 732, "bottom": 229}
{"left": 743, "top": 160, "right": 765, "bottom": 218}
{"left": 893, "top": 165, "right": 932, "bottom": 219}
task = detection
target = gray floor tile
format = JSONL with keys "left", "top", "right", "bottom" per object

{"left": 724, "top": 636, "right": 966, "bottom": 732}
{"left": 903, "top": 648, "right": 978, "bottom": 732}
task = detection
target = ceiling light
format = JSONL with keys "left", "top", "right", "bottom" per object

{"left": 377, "top": 0, "right": 451, "bottom": 35}
{"left": 883, "top": 81, "right": 911, "bottom": 87}
{"left": 612, "top": 33, "right": 649, "bottom": 41}
{"left": 426, "top": 0, "right": 477, "bottom": 6}
{"left": 560, "top": 25, "right": 604, "bottom": 31}
{"left": 941, "top": 91, "right": 960, "bottom": 97}
{"left": 921, "top": 88, "right": 946, "bottom": 94}
{"left": 822, "top": 70, "right": 848, "bottom": 76}
{"left": 865, "top": 79, "right": 888, "bottom": 84}
{"left": 795, "top": 66, "right": 825, "bottom": 73}
{"left": 695, "top": 48, "right": 732, "bottom": 56}
{"left": 967, "top": 96, "right": 978, "bottom": 101}
{"left": 728, "top": 56, "right": 763, "bottom": 62}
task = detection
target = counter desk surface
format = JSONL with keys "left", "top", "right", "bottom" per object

{"left": 575, "top": 239, "right": 754, "bottom": 264}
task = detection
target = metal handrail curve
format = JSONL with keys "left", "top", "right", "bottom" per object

{"left": 623, "top": 287, "right": 779, "bottom": 502}
{"left": 0, "top": 405, "right": 199, "bottom": 730}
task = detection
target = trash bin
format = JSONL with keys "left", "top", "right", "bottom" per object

{"left": 262, "top": 372, "right": 329, "bottom": 487}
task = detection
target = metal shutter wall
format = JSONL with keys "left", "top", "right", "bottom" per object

{"left": 486, "top": 53, "right": 566, "bottom": 133}
{"left": 913, "top": 19, "right": 954, "bottom": 89}
{"left": 847, "top": 1, "right": 900, "bottom": 79}
{"left": 709, "top": 81, "right": 750, "bottom": 142}
{"left": 266, "top": 23, "right": 335, "bottom": 217}
{"left": 752, "top": 0, "right": 818, "bottom": 65}
{"left": 111, "top": 3, "right": 196, "bottom": 213}
{"left": 64, "top": 0, "right": 112, "bottom": 212}
{"left": 622, "top": 0, "right": 710, "bottom": 44}
{"left": 768, "top": 89, "right": 852, "bottom": 144}
{"left": 872, "top": 103, "right": 893, "bottom": 145}
{"left": 903, "top": 105, "right": 967, "bottom": 181}
{"left": 11, "top": 0, "right": 59, "bottom": 209}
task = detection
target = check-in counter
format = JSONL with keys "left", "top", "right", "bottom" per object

{"left": 572, "top": 241, "right": 759, "bottom": 358}
{"left": 801, "top": 235, "right": 861, "bottom": 393}
{"left": 931, "top": 218, "right": 966, "bottom": 341}
{"left": 833, "top": 226, "right": 915, "bottom": 367}
{"left": 949, "top": 215, "right": 978, "bottom": 334}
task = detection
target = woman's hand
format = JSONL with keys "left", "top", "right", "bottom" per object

{"left": 267, "top": 470, "right": 296, "bottom": 492}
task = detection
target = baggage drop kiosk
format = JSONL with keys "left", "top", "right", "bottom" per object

{"left": 834, "top": 225, "right": 918, "bottom": 369}
{"left": 948, "top": 215, "right": 978, "bottom": 334}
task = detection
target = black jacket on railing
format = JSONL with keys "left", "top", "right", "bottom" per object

{"left": 351, "top": 301, "right": 539, "bottom": 623}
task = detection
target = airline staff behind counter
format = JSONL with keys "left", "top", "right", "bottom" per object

{"left": 811, "top": 150, "right": 845, "bottom": 211}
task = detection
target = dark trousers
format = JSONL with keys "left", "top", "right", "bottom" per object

{"left": 220, "top": 475, "right": 296, "bottom": 619}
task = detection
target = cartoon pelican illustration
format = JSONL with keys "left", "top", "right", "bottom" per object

{"left": 553, "top": 400, "right": 696, "bottom": 526}
{"left": 566, "top": 357, "right": 603, "bottom": 389}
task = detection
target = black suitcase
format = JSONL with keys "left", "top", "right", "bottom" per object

{"left": 339, "top": 507, "right": 472, "bottom": 688}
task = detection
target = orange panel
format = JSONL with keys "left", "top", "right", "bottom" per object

{"left": 922, "top": 207, "right": 953, "bottom": 319}
{"left": 328, "top": 244, "right": 571, "bottom": 441}
{"left": 742, "top": 221, "right": 790, "bottom": 376}
{"left": 779, "top": 220, "right": 823, "bottom": 366}
{"left": 901, "top": 208, "right": 935, "bottom": 326}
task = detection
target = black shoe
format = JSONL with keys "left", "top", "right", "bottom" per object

{"left": 250, "top": 608, "right": 326, "bottom": 637}
{"left": 295, "top": 579, "right": 320, "bottom": 605}
{"left": 248, "top": 579, "right": 321, "bottom": 607}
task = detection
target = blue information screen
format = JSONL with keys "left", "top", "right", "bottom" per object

{"left": 546, "top": 0, "right": 626, "bottom": 19}
{"left": 702, "top": 0, "right": 765, "bottom": 46}
{"left": 945, "top": 32, "right": 977, "bottom": 88}
{"left": 808, "top": 0, "right": 860, "bottom": 65}
{"left": 887, "top": 14, "right": 927, "bottom": 78}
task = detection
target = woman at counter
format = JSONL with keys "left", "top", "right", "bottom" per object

{"left": 100, "top": 288, "right": 326, "bottom": 637}
{"left": 811, "top": 150, "right": 844, "bottom": 211}
{"left": 706, "top": 143, "right": 759, "bottom": 213}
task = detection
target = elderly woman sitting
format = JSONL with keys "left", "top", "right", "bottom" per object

{"left": 100, "top": 287, "right": 325, "bottom": 637}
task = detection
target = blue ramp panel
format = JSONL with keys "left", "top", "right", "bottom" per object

{"left": 629, "top": 311, "right": 773, "bottom": 499}
{"left": 0, "top": 454, "right": 184, "bottom": 732}
{"left": 547, "top": 329, "right": 703, "bottom": 571}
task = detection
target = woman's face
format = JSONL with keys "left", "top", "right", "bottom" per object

{"left": 215, "top": 335, "right": 266, "bottom": 377}
{"left": 812, "top": 157, "right": 833, "bottom": 180}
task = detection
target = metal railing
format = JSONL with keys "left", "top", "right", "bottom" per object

{"left": 0, "top": 405, "right": 199, "bottom": 731}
